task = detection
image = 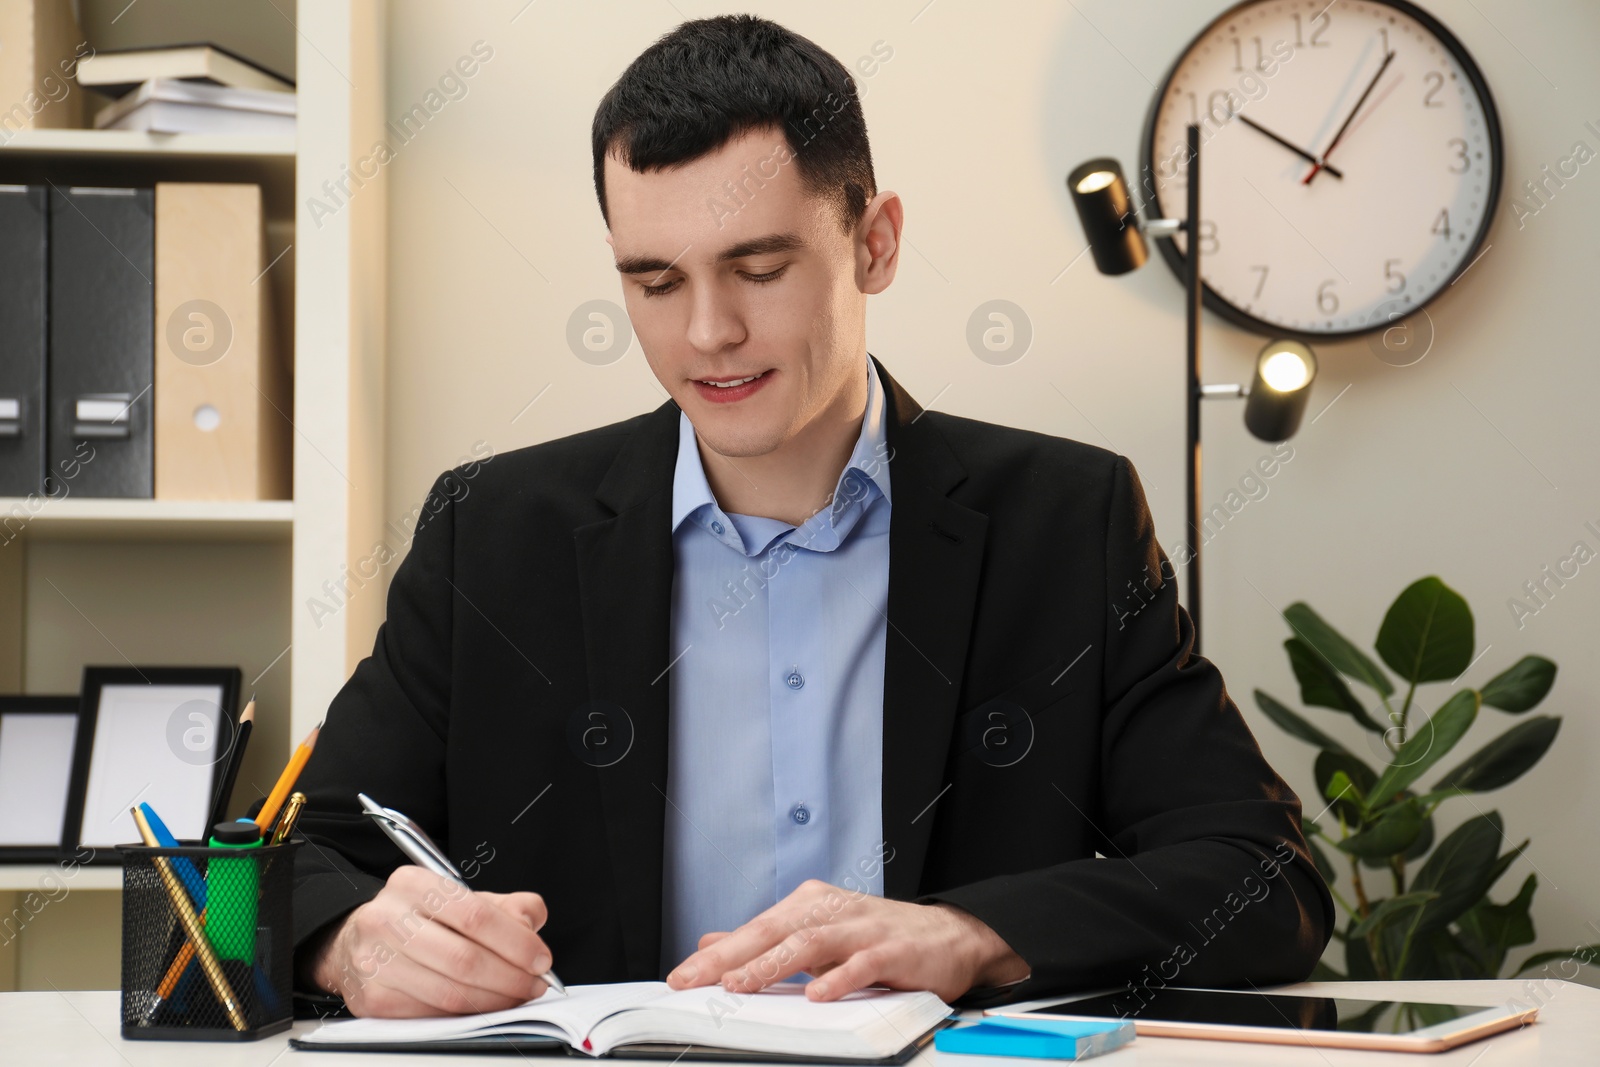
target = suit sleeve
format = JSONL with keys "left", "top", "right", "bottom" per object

{"left": 918, "top": 455, "right": 1335, "bottom": 1008}
{"left": 290, "top": 469, "right": 462, "bottom": 961}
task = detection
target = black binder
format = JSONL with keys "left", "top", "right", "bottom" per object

{"left": 47, "top": 185, "right": 154, "bottom": 499}
{"left": 0, "top": 185, "right": 49, "bottom": 499}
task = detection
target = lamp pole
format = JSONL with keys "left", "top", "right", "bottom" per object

{"left": 1183, "top": 122, "right": 1204, "bottom": 656}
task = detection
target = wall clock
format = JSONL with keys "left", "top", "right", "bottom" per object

{"left": 1140, "top": 0, "right": 1502, "bottom": 339}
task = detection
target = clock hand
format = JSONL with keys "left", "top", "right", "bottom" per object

{"left": 1235, "top": 114, "right": 1344, "bottom": 179}
{"left": 1303, "top": 48, "right": 1395, "bottom": 184}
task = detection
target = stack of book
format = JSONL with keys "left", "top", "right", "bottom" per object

{"left": 78, "top": 43, "right": 295, "bottom": 135}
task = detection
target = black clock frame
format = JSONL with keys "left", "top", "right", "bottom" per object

{"left": 1137, "top": 0, "right": 1504, "bottom": 341}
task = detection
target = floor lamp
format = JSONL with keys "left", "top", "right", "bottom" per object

{"left": 1067, "top": 124, "right": 1318, "bottom": 656}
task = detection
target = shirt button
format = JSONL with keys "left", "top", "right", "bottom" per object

{"left": 785, "top": 670, "right": 804, "bottom": 690}
{"left": 710, "top": 519, "right": 725, "bottom": 535}
{"left": 791, "top": 805, "right": 811, "bottom": 825}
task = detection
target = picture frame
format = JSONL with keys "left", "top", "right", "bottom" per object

{"left": 0, "top": 695, "right": 83, "bottom": 863}
{"left": 63, "top": 667, "right": 241, "bottom": 864}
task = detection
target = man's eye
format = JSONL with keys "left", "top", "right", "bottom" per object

{"left": 637, "top": 266, "right": 786, "bottom": 298}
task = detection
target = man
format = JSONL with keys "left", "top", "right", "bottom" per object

{"left": 293, "top": 14, "right": 1332, "bottom": 1018}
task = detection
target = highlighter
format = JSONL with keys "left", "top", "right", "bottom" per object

{"left": 206, "top": 821, "right": 262, "bottom": 964}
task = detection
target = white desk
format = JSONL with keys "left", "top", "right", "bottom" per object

{"left": 0, "top": 980, "right": 1592, "bottom": 1066}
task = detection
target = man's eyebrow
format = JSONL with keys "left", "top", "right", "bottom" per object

{"left": 614, "top": 232, "right": 806, "bottom": 275}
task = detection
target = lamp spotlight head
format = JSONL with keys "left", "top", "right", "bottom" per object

{"left": 1244, "top": 339, "right": 1318, "bottom": 442}
{"left": 1067, "top": 157, "right": 1148, "bottom": 276}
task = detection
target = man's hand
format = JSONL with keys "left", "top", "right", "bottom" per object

{"left": 665, "top": 879, "right": 1029, "bottom": 1003}
{"left": 305, "top": 866, "right": 554, "bottom": 1017}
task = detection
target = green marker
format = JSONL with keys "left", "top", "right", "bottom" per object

{"left": 207, "top": 821, "right": 262, "bottom": 963}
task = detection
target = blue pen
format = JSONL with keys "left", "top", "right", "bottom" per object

{"left": 138, "top": 802, "right": 205, "bottom": 907}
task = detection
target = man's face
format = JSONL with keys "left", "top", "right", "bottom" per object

{"left": 604, "top": 125, "right": 878, "bottom": 459}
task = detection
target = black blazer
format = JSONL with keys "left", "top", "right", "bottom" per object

{"left": 292, "top": 355, "right": 1333, "bottom": 1007}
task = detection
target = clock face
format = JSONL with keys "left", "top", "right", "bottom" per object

{"left": 1141, "top": 0, "right": 1502, "bottom": 339}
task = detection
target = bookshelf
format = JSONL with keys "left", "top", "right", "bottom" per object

{"left": 0, "top": 499, "right": 293, "bottom": 541}
{"left": 0, "top": 1, "right": 387, "bottom": 993}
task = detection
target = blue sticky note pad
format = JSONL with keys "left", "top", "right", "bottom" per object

{"left": 935, "top": 1017, "right": 1135, "bottom": 1060}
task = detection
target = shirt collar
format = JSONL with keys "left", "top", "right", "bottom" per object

{"left": 670, "top": 356, "right": 892, "bottom": 544}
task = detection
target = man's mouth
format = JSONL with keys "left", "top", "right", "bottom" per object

{"left": 695, "top": 370, "right": 770, "bottom": 388}
{"left": 690, "top": 369, "right": 774, "bottom": 403}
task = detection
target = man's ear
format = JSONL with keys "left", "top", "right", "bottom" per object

{"left": 856, "top": 191, "right": 902, "bottom": 296}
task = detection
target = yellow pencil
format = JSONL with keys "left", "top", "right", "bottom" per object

{"left": 255, "top": 723, "right": 320, "bottom": 832}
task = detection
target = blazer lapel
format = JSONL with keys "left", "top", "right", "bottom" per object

{"left": 871, "top": 356, "right": 989, "bottom": 901}
{"left": 574, "top": 401, "right": 680, "bottom": 980}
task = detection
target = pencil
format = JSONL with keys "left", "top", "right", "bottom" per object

{"left": 254, "top": 722, "right": 319, "bottom": 832}
{"left": 131, "top": 807, "right": 248, "bottom": 1032}
{"left": 155, "top": 918, "right": 202, "bottom": 1001}
{"left": 207, "top": 697, "right": 255, "bottom": 829}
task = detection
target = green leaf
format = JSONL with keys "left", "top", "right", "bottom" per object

{"left": 1345, "top": 918, "right": 1378, "bottom": 980}
{"left": 1350, "top": 891, "right": 1438, "bottom": 938}
{"left": 1455, "top": 873, "right": 1537, "bottom": 977}
{"left": 1254, "top": 689, "right": 1352, "bottom": 755}
{"left": 1404, "top": 809, "right": 1436, "bottom": 862}
{"left": 1338, "top": 801, "right": 1425, "bottom": 858}
{"left": 1357, "top": 790, "right": 1432, "bottom": 869}
{"left": 1375, "top": 577, "right": 1475, "bottom": 685}
{"left": 1367, "top": 690, "right": 1479, "bottom": 807}
{"left": 1483, "top": 839, "right": 1530, "bottom": 891}
{"left": 1405, "top": 927, "right": 1491, "bottom": 980}
{"left": 1479, "top": 655, "right": 1557, "bottom": 713}
{"left": 1285, "top": 639, "right": 1385, "bottom": 732}
{"left": 1325, "top": 770, "right": 1358, "bottom": 804}
{"left": 1306, "top": 833, "right": 1338, "bottom": 884}
{"left": 1411, "top": 810, "right": 1505, "bottom": 932}
{"left": 1315, "top": 750, "right": 1377, "bottom": 824}
{"left": 1283, "top": 602, "right": 1395, "bottom": 696}
{"left": 1414, "top": 787, "right": 1474, "bottom": 809}
{"left": 1435, "top": 717, "right": 1561, "bottom": 793}
{"left": 1512, "top": 945, "right": 1600, "bottom": 977}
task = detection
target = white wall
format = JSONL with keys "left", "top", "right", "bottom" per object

{"left": 375, "top": 0, "right": 1600, "bottom": 982}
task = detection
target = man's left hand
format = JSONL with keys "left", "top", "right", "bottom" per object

{"left": 665, "top": 879, "right": 1030, "bottom": 1003}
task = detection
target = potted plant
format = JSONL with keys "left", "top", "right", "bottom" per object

{"left": 1254, "top": 576, "right": 1597, "bottom": 986}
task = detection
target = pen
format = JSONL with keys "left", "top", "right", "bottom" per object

{"left": 270, "top": 791, "right": 307, "bottom": 846}
{"left": 138, "top": 802, "right": 205, "bottom": 907}
{"left": 356, "top": 792, "right": 567, "bottom": 996}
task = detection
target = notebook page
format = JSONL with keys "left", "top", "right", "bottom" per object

{"left": 588, "top": 982, "right": 951, "bottom": 1057}
{"left": 300, "top": 981, "right": 670, "bottom": 1046}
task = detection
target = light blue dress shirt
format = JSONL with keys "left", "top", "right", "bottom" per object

{"left": 661, "top": 356, "right": 892, "bottom": 974}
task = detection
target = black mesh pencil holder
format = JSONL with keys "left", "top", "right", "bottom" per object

{"left": 118, "top": 839, "right": 301, "bottom": 1041}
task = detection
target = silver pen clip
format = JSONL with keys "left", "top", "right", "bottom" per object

{"left": 358, "top": 792, "right": 460, "bottom": 881}
{"left": 382, "top": 804, "right": 455, "bottom": 873}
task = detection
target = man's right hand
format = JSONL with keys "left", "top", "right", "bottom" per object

{"left": 306, "top": 865, "right": 554, "bottom": 1017}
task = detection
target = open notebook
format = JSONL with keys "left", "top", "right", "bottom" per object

{"left": 292, "top": 981, "right": 954, "bottom": 1062}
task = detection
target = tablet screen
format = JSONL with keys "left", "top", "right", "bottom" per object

{"left": 1024, "top": 988, "right": 1484, "bottom": 1034}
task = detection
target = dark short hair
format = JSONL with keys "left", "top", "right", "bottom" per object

{"left": 592, "top": 14, "right": 877, "bottom": 235}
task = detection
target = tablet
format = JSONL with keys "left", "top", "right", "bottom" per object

{"left": 987, "top": 987, "right": 1537, "bottom": 1053}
